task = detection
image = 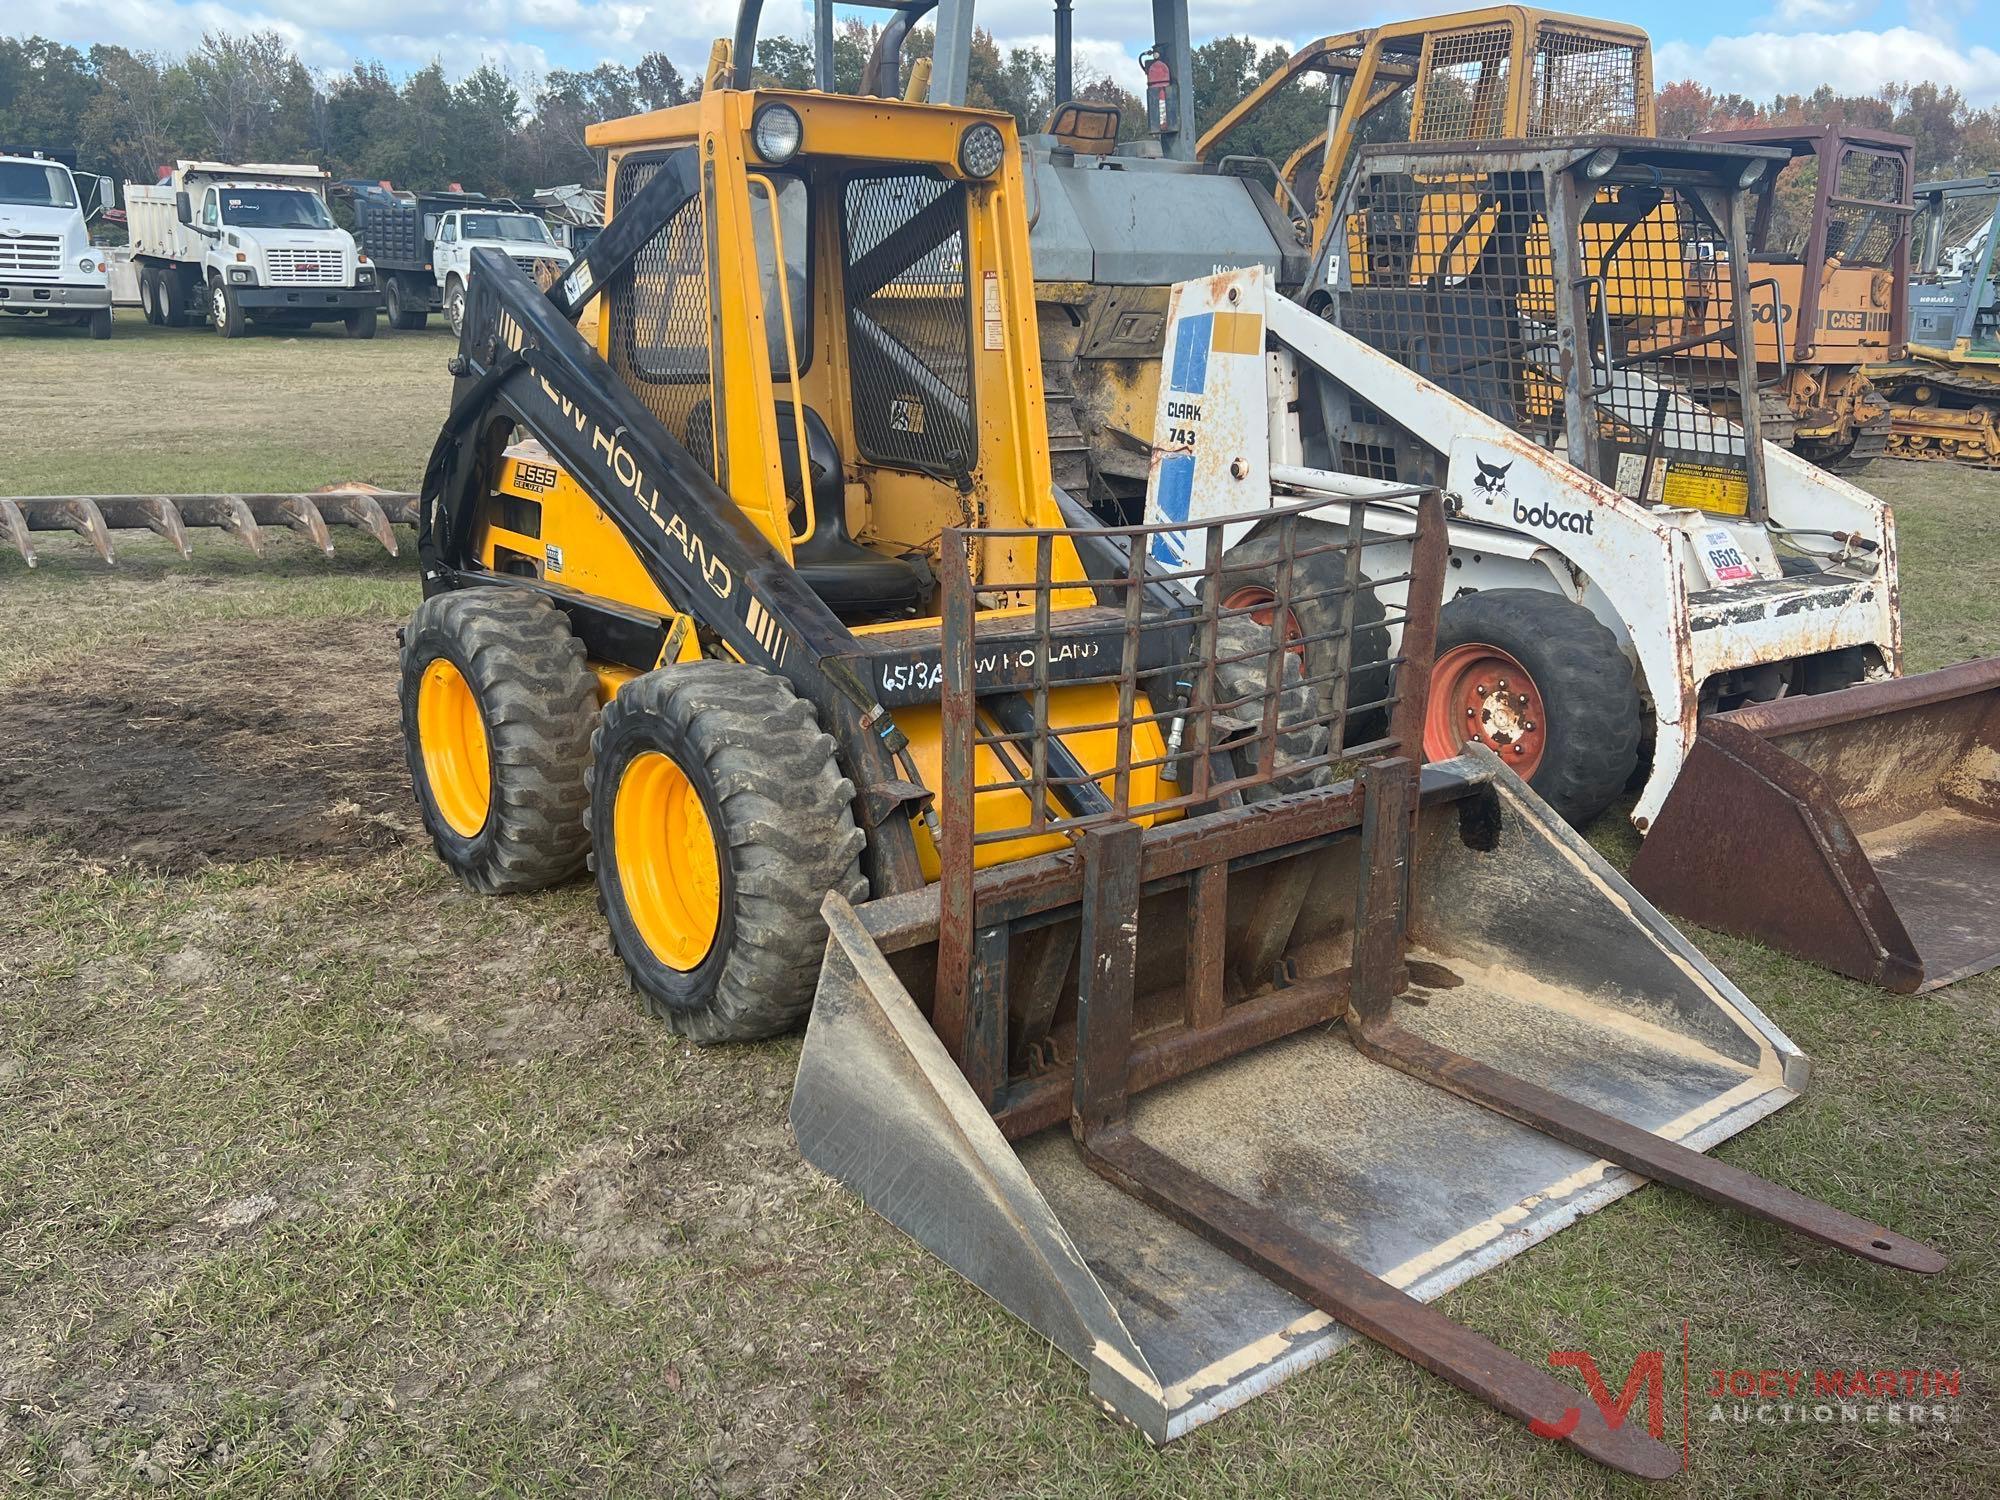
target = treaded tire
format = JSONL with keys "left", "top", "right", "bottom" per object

{"left": 589, "top": 662, "right": 867, "bottom": 1043}
{"left": 1435, "top": 589, "right": 1641, "bottom": 826}
{"left": 1211, "top": 617, "right": 1328, "bottom": 802}
{"left": 161, "top": 272, "right": 191, "bottom": 327}
{"left": 344, "top": 305, "right": 378, "bottom": 340}
{"left": 210, "top": 280, "right": 245, "bottom": 338}
{"left": 1205, "top": 519, "right": 1393, "bottom": 743}
{"left": 385, "top": 276, "right": 427, "bottom": 330}
{"left": 399, "top": 590, "right": 597, "bottom": 893}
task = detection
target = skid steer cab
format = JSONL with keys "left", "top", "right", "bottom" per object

{"left": 399, "top": 82, "right": 1940, "bottom": 1474}
{"left": 1290, "top": 138, "right": 1905, "bottom": 830}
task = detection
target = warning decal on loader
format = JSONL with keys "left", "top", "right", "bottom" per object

{"left": 1661, "top": 462, "right": 1750, "bottom": 516}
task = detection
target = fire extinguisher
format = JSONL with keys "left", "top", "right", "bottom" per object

{"left": 1141, "top": 46, "right": 1175, "bottom": 136}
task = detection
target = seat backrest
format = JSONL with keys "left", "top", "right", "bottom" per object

{"left": 1047, "top": 102, "right": 1121, "bottom": 156}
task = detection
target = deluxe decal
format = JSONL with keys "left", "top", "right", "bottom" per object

{"left": 532, "top": 371, "right": 734, "bottom": 600}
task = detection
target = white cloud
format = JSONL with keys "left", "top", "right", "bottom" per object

{"left": 360, "top": 31, "right": 554, "bottom": 81}
{"left": 1656, "top": 26, "right": 2000, "bottom": 106}
{"left": 17, "top": 0, "right": 345, "bottom": 65}
{"left": 1766, "top": 0, "right": 1875, "bottom": 26}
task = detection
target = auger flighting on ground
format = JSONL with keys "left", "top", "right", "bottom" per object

{"left": 0, "top": 485, "right": 417, "bottom": 566}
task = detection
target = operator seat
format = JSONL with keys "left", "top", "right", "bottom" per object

{"left": 684, "top": 400, "right": 928, "bottom": 619}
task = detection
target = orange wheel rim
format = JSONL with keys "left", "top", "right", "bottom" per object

{"left": 614, "top": 750, "right": 721, "bottom": 971}
{"left": 1423, "top": 643, "right": 1546, "bottom": 775}
{"left": 417, "top": 658, "right": 493, "bottom": 838}
{"left": 1221, "top": 585, "right": 1308, "bottom": 662}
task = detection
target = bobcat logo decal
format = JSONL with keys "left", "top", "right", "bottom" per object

{"left": 1473, "top": 456, "right": 1513, "bottom": 500}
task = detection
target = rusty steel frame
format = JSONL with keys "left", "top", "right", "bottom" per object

{"left": 3, "top": 488, "right": 420, "bottom": 567}
{"left": 1704, "top": 124, "right": 1915, "bottom": 368}
{"left": 906, "top": 482, "right": 1942, "bottom": 1477}
{"left": 1327, "top": 136, "right": 1788, "bottom": 522}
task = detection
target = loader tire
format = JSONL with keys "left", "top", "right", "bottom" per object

{"left": 588, "top": 662, "right": 868, "bottom": 1043}
{"left": 1211, "top": 616, "right": 1328, "bottom": 802}
{"left": 1426, "top": 589, "right": 1640, "bottom": 827}
{"left": 400, "top": 590, "right": 598, "bottom": 893}
{"left": 1205, "top": 520, "right": 1393, "bottom": 743}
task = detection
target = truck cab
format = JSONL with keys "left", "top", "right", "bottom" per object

{"left": 0, "top": 152, "right": 113, "bottom": 338}
{"left": 432, "top": 208, "right": 572, "bottom": 334}
{"left": 126, "top": 162, "right": 381, "bottom": 338}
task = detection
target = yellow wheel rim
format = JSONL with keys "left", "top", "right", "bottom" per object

{"left": 417, "top": 658, "right": 492, "bottom": 838}
{"left": 614, "top": 750, "right": 722, "bottom": 971}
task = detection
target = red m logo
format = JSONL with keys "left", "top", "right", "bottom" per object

{"left": 1529, "top": 1349, "right": 1669, "bottom": 1442}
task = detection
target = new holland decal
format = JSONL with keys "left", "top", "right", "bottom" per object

{"left": 528, "top": 371, "right": 735, "bottom": 601}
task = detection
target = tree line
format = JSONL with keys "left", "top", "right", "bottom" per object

{"left": 4, "top": 28, "right": 1997, "bottom": 207}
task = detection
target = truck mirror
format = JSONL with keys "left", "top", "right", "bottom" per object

{"left": 175, "top": 190, "right": 192, "bottom": 225}
{"left": 103, "top": 177, "right": 119, "bottom": 216}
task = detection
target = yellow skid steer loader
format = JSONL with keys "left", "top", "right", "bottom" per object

{"left": 399, "top": 81, "right": 1940, "bottom": 1475}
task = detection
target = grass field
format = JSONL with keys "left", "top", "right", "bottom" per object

{"left": 1, "top": 321, "right": 1996, "bottom": 1498}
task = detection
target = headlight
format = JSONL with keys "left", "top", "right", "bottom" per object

{"left": 229, "top": 267, "right": 255, "bottom": 284}
{"left": 1584, "top": 147, "right": 1620, "bottom": 180}
{"left": 750, "top": 103, "right": 803, "bottom": 165}
{"left": 958, "top": 122, "right": 1006, "bottom": 180}
{"left": 1738, "top": 158, "right": 1767, "bottom": 189}
{"left": 357, "top": 268, "right": 375, "bottom": 286}
{"left": 78, "top": 255, "right": 97, "bottom": 273}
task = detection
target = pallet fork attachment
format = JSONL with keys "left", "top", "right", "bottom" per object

{"left": 793, "top": 496, "right": 1942, "bottom": 1474}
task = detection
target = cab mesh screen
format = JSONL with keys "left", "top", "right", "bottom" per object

{"left": 840, "top": 171, "right": 976, "bottom": 475}
{"left": 1528, "top": 32, "right": 1642, "bottom": 136}
{"left": 608, "top": 152, "right": 716, "bottom": 475}
{"left": 1415, "top": 27, "right": 1513, "bottom": 142}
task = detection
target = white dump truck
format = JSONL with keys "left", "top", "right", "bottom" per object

{"left": 430, "top": 206, "right": 571, "bottom": 335}
{"left": 125, "top": 161, "right": 380, "bottom": 338}
{"left": 0, "top": 151, "right": 115, "bottom": 338}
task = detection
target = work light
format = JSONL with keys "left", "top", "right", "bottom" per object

{"left": 958, "top": 122, "right": 1006, "bottom": 179}
{"left": 751, "top": 103, "right": 804, "bottom": 165}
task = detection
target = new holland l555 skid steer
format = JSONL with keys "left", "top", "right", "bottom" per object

{"left": 399, "top": 81, "right": 1940, "bottom": 1476}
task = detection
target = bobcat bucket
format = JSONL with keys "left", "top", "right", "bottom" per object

{"left": 1633, "top": 658, "right": 2000, "bottom": 992}
{"left": 790, "top": 496, "right": 1940, "bottom": 1478}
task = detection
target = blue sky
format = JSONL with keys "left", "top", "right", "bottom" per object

{"left": 11, "top": 0, "right": 1999, "bottom": 105}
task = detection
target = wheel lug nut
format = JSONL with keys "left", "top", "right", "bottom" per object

{"left": 1497, "top": 679, "right": 1508, "bottom": 691}
{"left": 1467, "top": 707, "right": 1476, "bottom": 718}
{"left": 1511, "top": 744, "right": 1524, "bottom": 755}
{"left": 1523, "top": 721, "right": 1535, "bottom": 731}
{"left": 1517, "top": 693, "right": 1528, "bottom": 706}
{"left": 1475, "top": 682, "right": 1488, "bottom": 695}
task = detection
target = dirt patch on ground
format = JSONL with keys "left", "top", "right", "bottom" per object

{"left": 0, "top": 618, "right": 414, "bottom": 872}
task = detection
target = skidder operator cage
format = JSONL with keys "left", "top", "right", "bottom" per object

{"left": 1329, "top": 137, "right": 1791, "bottom": 520}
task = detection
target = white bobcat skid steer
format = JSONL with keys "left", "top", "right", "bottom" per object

{"left": 1146, "top": 261, "right": 1899, "bottom": 830}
